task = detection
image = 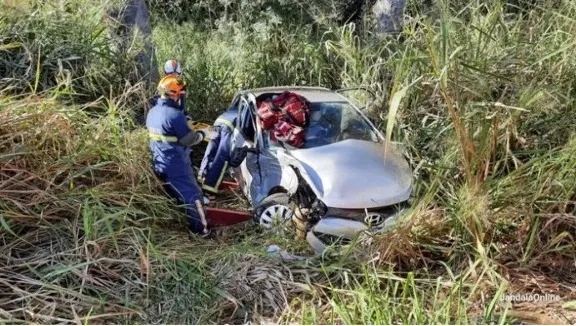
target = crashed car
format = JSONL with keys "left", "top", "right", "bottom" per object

{"left": 225, "top": 86, "right": 413, "bottom": 253}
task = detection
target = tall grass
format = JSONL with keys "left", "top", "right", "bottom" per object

{"left": 281, "top": 265, "right": 512, "bottom": 324}
{"left": 0, "top": 0, "right": 154, "bottom": 123}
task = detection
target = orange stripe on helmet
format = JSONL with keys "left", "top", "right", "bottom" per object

{"left": 158, "top": 75, "right": 185, "bottom": 96}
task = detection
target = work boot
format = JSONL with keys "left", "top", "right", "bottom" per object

{"left": 201, "top": 229, "right": 218, "bottom": 240}
{"left": 188, "top": 228, "right": 218, "bottom": 240}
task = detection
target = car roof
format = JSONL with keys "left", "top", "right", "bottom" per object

{"left": 243, "top": 86, "right": 349, "bottom": 103}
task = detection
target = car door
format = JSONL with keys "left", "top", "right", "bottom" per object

{"left": 247, "top": 94, "right": 290, "bottom": 205}
{"left": 230, "top": 92, "right": 290, "bottom": 206}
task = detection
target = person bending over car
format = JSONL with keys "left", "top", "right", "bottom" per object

{"left": 198, "top": 106, "right": 238, "bottom": 194}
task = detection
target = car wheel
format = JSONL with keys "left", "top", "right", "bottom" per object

{"left": 254, "top": 193, "right": 294, "bottom": 229}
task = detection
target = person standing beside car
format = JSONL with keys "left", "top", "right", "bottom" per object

{"left": 146, "top": 75, "right": 216, "bottom": 239}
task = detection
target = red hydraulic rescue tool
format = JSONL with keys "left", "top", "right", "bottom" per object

{"left": 204, "top": 179, "right": 254, "bottom": 228}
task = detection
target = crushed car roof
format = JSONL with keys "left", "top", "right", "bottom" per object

{"left": 243, "top": 86, "right": 348, "bottom": 103}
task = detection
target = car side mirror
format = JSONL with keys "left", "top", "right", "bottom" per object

{"left": 229, "top": 147, "right": 259, "bottom": 167}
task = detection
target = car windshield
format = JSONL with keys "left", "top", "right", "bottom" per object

{"left": 265, "top": 101, "right": 380, "bottom": 149}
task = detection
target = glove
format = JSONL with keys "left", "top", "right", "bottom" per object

{"left": 197, "top": 130, "right": 206, "bottom": 142}
{"left": 200, "top": 128, "right": 216, "bottom": 139}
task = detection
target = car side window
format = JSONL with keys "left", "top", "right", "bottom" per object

{"left": 237, "top": 96, "right": 256, "bottom": 143}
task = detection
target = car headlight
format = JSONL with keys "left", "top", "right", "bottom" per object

{"left": 310, "top": 199, "right": 327, "bottom": 217}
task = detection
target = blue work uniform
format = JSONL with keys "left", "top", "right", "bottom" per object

{"left": 198, "top": 108, "right": 238, "bottom": 194}
{"left": 146, "top": 97, "right": 205, "bottom": 233}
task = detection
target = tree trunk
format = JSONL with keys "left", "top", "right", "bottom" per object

{"left": 332, "top": 0, "right": 406, "bottom": 35}
{"left": 108, "top": 0, "right": 159, "bottom": 125}
{"left": 117, "top": 0, "right": 159, "bottom": 89}
{"left": 371, "top": 0, "right": 406, "bottom": 35}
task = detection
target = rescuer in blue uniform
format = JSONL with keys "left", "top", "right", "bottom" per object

{"left": 146, "top": 75, "right": 214, "bottom": 238}
{"left": 198, "top": 106, "right": 238, "bottom": 194}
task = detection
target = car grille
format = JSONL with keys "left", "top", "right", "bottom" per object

{"left": 324, "top": 200, "right": 410, "bottom": 228}
{"left": 312, "top": 231, "right": 352, "bottom": 246}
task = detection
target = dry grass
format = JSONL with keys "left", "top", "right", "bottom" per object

{"left": 1, "top": 93, "right": 574, "bottom": 324}
{"left": 0, "top": 91, "right": 177, "bottom": 323}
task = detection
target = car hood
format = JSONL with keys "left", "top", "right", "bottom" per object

{"left": 288, "top": 139, "right": 412, "bottom": 209}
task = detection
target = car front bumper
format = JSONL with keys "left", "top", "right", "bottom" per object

{"left": 306, "top": 216, "right": 367, "bottom": 253}
{"left": 306, "top": 206, "right": 408, "bottom": 254}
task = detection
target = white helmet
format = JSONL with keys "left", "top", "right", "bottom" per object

{"left": 164, "top": 60, "right": 182, "bottom": 75}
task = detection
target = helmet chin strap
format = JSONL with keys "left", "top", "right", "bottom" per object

{"left": 172, "top": 94, "right": 183, "bottom": 104}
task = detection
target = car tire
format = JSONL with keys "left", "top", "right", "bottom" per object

{"left": 254, "top": 192, "right": 294, "bottom": 229}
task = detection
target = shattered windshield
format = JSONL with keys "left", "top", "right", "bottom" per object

{"left": 266, "top": 102, "right": 380, "bottom": 149}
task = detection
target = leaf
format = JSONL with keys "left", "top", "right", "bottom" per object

{"left": 0, "top": 42, "right": 22, "bottom": 51}
{"left": 385, "top": 76, "right": 423, "bottom": 155}
{"left": 562, "top": 301, "right": 576, "bottom": 311}
{"left": 0, "top": 215, "right": 17, "bottom": 237}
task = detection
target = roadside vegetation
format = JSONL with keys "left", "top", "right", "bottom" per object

{"left": 1, "top": 0, "right": 575, "bottom": 324}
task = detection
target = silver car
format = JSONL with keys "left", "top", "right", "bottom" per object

{"left": 226, "top": 86, "right": 413, "bottom": 253}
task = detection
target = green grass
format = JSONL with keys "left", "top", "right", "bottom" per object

{"left": 1, "top": 0, "right": 575, "bottom": 324}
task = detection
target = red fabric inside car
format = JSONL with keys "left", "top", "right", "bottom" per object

{"left": 256, "top": 91, "right": 310, "bottom": 148}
